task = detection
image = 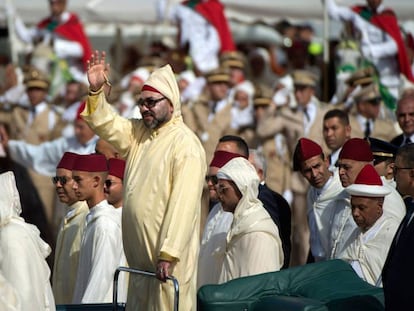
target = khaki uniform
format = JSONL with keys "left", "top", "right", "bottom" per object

{"left": 191, "top": 96, "right": 233, "bottom": 165}
{"left": 349, "top": 115, "right": 397, "bottom": 141}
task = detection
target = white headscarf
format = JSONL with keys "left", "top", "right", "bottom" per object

{"left": 217, "top": 158, "right": 276, "bottom": 242}
{"left": 231, "top": 80, "right": 255, "bottom": 129}
{"left": 0, "top": 171, "right": 51, "bottom": 258}
{"left": 0, "top": 171, "right": 22, "bottom": 226}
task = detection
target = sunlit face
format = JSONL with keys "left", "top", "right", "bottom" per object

{"left": 294, "top": 85, "right": 314, "bottom": 106}
{"left": 104, "top": 175, "right": 123, "bottom": 208}
{"left": 351, "top": 196, "right": 383, "bottom": 232}
{"left": 138, "top": 90, "right": 173, "bottom": 129}
{"left": 72, "top": 171, "right": 96, "bottom": 201}
{"left": 396, "top": 98, "right": 414, "bottom": 136}
{"left": 323, "top": 117, "right": 351, "bottom": 152}
{"left": 301, "top": 154, "right": 331, "bottom": 189}
{"left": 54, "top": 168, "right": 78, "bottom": 205}
{"left": 337, "top": 159, "right": 367, "bottom": 187}
{"left": 27, "top": 87, "right": 48, "bottom": 106}
{"left": 217, "top": 179, "right": 242, "bottom": 213}
{"left": 74, "top": 119, "right": 95, "bottom": 145}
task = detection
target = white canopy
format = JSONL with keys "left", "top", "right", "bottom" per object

{"left": 0, "top": 0, "right": 412, "bottom": 25}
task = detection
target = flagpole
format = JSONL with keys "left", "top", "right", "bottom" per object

{"left": 5, "top": 0, "right": 18, "bottom": 64}
{"left": 323, "top": 0, "right": 330, "bottom": 102}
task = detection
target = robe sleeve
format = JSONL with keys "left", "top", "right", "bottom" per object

{"left": 82, "top": 92, "right": 136, "bottom": 158}
{"left": 8, "top": 137, "right": 69, "bottom": 176}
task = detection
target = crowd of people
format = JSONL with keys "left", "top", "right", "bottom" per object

{"left": 1, "top": 0, "right": 414, "bottom": 310}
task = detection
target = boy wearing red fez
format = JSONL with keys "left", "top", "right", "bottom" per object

{"left": 72, "top": 153, "right": 126, "bottom": 304}
{"left": 52, "top": 152, "right": 88, "bottom": 304}
{"left": 293, "top": 138, "right": 346, "bottom": 262}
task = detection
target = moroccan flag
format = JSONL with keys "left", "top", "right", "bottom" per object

{"left": 183, "top": 0, "right": 236, "bottom": 53}
{"left": 38, "top": 13, "right": 92, "bottom": 71}
{"left": 352, "top": 5, "right": 414, "bottom": 82}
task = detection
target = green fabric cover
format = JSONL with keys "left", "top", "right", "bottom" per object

{"left": 197, "top": 259, "right": 384, "bottom": 311}
{"left": 56, "top": 303, "right": 125, "bottom": 311}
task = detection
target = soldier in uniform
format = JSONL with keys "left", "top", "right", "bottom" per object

{"left": 349, "top": 83, "right": 397, "bottom": 141}
{"left": 190, "top": 67, "right": 233, "bottom": 164}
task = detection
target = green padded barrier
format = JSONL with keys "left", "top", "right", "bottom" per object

{"left": 56, "top": 303, "right": 125, "bottom": 310}
{"left": 197, "top": 259, "right": 384, "bottom": 311}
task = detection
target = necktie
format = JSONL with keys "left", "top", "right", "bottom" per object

{"left": 364, "top": 120, "right": 371, "bottom": 137}
{"left": 404, "top": 137, "right": 412, "bottom": 145}
{"left": 303, "top": 107, "right": 310, "bottom": 121}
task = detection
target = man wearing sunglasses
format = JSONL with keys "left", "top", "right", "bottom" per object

{"left": 82, "top": 51, "right": 206, "bottom": 310}
{"left": 52, "top": 152, "right": 88, "bottom": 304}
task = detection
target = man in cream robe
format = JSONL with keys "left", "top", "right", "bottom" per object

{"left": 340, "top": 165, "right": 400, "bottom": 286}
{"left": 216, "top": 157, "right": 283, "bottom": 283}
{"left": 82, "top": 52, "right": 206, "bottom": 310}
{"left": 0, "top": 171, "right": 55, "bottom": 311}
{"left": 52, "top": 152, "right": 88, "bottom": 304}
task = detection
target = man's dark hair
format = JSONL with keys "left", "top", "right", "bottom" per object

{"left": 323, "top": 109, "right": 350, "bottom": 126}
{"left": 218, "top": 135, "right": 249, "bottom": 157}
{"left": 397, "top": 144, "right": 414, "bottom": 167}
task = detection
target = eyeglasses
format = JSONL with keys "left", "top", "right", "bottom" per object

{"left": 105, "top": 180, "right": 121, "bottom": 188}
{"left": 136, "top": 96, "right": 167, "bottom": 109}
{"left": 205, "top": 175, "right": 218, "bottom": 185}
{"left": 52, "top": 176, "right": 68, "bottom": 185}
{"left": 393, "top": 166, "right": 413, "bottom": 174}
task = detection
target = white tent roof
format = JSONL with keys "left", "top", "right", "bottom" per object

{"left": 0, "top": 0, "right": 412, "bottom": 25}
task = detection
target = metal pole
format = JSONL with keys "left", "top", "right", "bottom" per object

{"left": 113, "top": 266, "right": 179, "bottom": 311}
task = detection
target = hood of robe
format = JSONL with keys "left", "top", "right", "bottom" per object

{"left": 0, "top": 171, "right": 22, "bottom": 226}
{"left": 217, "top": 157, "right": 277, "bottom": 241}
{"left": 0, "top": 171, "right": 51, "bottom": 259}
{"left": 143, "top": 64, "right": 181, "bottom": 118}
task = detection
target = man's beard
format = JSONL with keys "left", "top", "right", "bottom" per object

{"left": 142, "top": 111, "right": 168, "bottom": 129}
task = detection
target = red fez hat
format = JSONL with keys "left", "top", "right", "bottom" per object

{"left": 210, "top": 150, "right": 247, "bottom": 168}
{"left": 346, "top": 164, "right": 390, "bottom": 197}
{"left": 339, "top": 138, "right": 373, "bottom": 162}
{"left": 142, "top": 84, "right": 162, "bottom": 94}
{"left": 73, "top": 154, "right": 108, "bottom": 172}
{"left": 76, "top": 101, "right": 86, "bottom": 120}
{"left": 108, "top": 158, "right": 126, "bottom": 180}
{"left": 293, "top": 138, "right": 323, "bottom": 171}
{"left": 57, "top": 152, "right": 78, "bottom": 170}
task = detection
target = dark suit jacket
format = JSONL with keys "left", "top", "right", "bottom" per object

{"left": 390, "top": 134, "right": 404, "bottom": 146}
{"left": 258, "top": 183, "right": 291, "bottom": 269}
{"left": 382, "top": 197, "right": 413, "bottom": 310}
